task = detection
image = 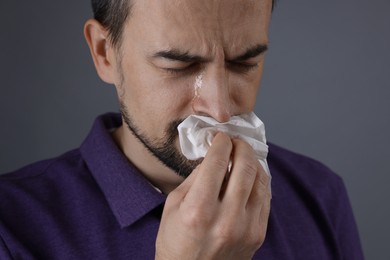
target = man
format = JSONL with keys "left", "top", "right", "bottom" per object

{"left": 0, "top": 0, "right": 364, "bottom": 259}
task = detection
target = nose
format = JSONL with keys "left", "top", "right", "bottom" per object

{"left": 191, "top": 66, "right": 232, "bottom": 123}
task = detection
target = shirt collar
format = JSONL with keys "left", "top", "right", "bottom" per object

{"left": 80, "top": 113, "right": 166, "bottom": 228}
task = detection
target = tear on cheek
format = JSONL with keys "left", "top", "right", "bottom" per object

{"left": 193, "top": 72, "right": 204, "bottom": 101}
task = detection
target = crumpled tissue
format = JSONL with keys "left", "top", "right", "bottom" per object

{"left": 177, "top": 112, "right": 271, "bottom": 178}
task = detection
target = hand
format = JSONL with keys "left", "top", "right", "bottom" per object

{"left": 155, "top": 132, "right": 271, "bottom": 260}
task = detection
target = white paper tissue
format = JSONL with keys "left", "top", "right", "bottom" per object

{"left": 177, "top": 112, "right": 271, "bottom": 177}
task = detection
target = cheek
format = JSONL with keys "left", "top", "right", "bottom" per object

{"left": 141, "top": 77, "right": 194, "bottom": 115}
{"left": 123, "top": 55, "right": 195, "bottom": 108}
{"left": 145, "top": 81, "right": 194, "bottom": 137}
{"left": 230, "top": 66, "right": 264, "bottom": 112}
{"left": 122, "top": 69, "right": 195, "bottom": 136}
{"left": 230, "top": 83, "right": 259, "bottom": 111}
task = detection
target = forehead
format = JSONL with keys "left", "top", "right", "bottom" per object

{"left": 127, "top": 0, "right": 272, "bottom": 56}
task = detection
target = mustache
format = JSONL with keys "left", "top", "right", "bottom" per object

{"left": 165, "top": 118, "right": 186, "bottom": 141}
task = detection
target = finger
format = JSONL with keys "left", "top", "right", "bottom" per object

{"left": 243, "top": 162, "right": 271, "bottom": 241}
{"left": 185, "top": 132, "right": 232, "bottom": 202}
{"left": 244, "top": 164, "right": 271, "bottom": 246}
{"left": 257, "top": 188, "right": 271, "bottom": 236}
{"left": 172, "top": 165, "right": 200, "bottom": 199}
{"left": 223, "top": 138, "right": 258, "bottom": 207}
{"left": 248, "top": 188, "right": 271, "bottom": 249}
{"left": 247, "top": 162, "right": 271, "bottom": 212}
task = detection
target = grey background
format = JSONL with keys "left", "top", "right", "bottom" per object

{"left": 0, "top": 0, "right": 389, "bottom": 259}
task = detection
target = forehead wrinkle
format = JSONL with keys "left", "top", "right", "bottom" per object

{"left": 133, "top": 0, "right": 270, "bottom": 63}
{"left": 201, "top": 0, "right": 270, "bottom": 52}
{"left": 158, "top": 1, "right": 226, "bottom": 60}
{"left": 130, "top": 1, "right": 203, "bottom": 56}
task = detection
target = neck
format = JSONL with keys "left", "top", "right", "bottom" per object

{"left": 112, "top": 125, "right": 184, "bottom": 194}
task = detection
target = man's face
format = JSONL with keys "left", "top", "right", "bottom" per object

{"left": 113, "top": 0, "right": 272, "bottom": 177}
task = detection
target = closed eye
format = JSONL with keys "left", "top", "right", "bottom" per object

{"left": 227, "top": 62, "right": 259, "bottom": 73}
{"left": 164, "top": 63, "right": 201, "bottom": 75}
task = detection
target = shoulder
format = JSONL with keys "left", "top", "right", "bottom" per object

{"left": 268, "top": 142, "right": 343, "bottom": 186}
{"left": 0, "top": 149, "right": 82, "bottom": 180}
{"left": 0, "top": 149, "right": 101, "bottom": 259}
{"left": 0, "top": 149, "right": 91, "bottom": 205}
{"left": 267, "top": 142, "right": 347, "bottom": 209}
{"left": 258, "top": 145, "right": 364, "bottom": 258}
{"left": 0, "top": 148, "right": 98, "bottom": 230}
{"left": 268, "top": 143, "right": 338, "bottom": 175}
{"left": 0, "top": 149, "right": 85, "bottom": 183}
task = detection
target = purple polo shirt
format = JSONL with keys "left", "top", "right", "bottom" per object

{"left": 0, "top": 113, "right": 364, "bottom": 259}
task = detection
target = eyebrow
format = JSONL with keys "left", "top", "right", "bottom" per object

{"left": 152, "top": 44, "right": 268, "bottom": 63}
{"left": 231, "top": 44, "right": 268, "bottom": 62}
{"left": 153, "top": 49, "right": 208, "bottom": 63}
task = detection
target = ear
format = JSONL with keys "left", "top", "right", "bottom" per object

{"left": 84, "top": 19, "right": 117, "bottom": 84}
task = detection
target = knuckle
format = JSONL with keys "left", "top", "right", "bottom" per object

{"left": 240, "top": 161, "right": 258, "bottom": 179}
{"left": 259, "top": 170, "right": 271, "bottom": 187}
{"left": 245, "top": 227, "right": 266, "bottom": 250}
{"left": 182, "top": 205, "right": 212, "bottom": 229}
{"left": 249, "top": 235, "right": 265, "bottom": 251}
{"left": 234, "top": 138, "right": 254, "bottom": 154}
{"left": 213, "top": 158, "right": 229, "bottom": 171}
{"left": 166, "top": 189, "right": 182, "bottom": 203}
{"left": 251, "top": 181, "right": 272, "bottom": 203}
{"left": 212, "top": 221, "right": 267, "bottom": 253}
{"left": 213, "top": 223, "right": 240, "bottom": 246}
{"left": 253, "top": 230, "right": 266, "bottom": 247}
